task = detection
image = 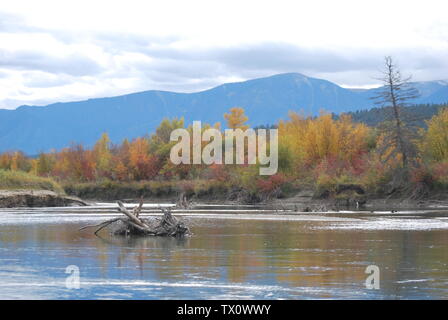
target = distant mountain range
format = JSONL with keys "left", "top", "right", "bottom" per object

{"left": 1, "top": 73, "right": 447, "bottom": 154}
{"left": 351, "top": 79, "right": 448, "bottom": 105}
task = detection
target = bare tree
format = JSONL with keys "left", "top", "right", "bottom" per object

{"left": 373, "top": 56, "right": 420, "bottom": 168}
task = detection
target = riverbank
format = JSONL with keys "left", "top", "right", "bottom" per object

{"left": 0, "top": 169, "right": 63, "bottom": 193}
{"left": 0, "top": 170, "right": 88, "bottom": 207}
{"left": 62, "top": 180, "right": 448, "bottom": 211}
{"left": 0, "top": 190, "right": 88, "bottom": 207}
{"left": 2, "top": 182, "right": 447, "bottom": 209}
{"left": 2, "top": 187, "right": 447, "bottom": 209}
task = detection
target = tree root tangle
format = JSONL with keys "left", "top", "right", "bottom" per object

{"left": 80, "top": 198, "right": 191, "bottom": 237}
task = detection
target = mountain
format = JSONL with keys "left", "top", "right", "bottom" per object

{"left": 415, "top": 80, "right": 448, "bottom": 104}
{"left": 0, "top": 73, "right": 447, "bottom": 154}
{"left": 354, "top": 79, "right": 448, "bottom": 105}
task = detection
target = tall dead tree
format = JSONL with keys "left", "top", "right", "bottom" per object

{"left": 373, "top": 56, "right": 420, "bottom": 169}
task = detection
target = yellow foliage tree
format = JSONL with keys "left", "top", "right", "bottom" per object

{"left": 224, "top": 107, "right": 249, "bottom": 130}
{"left": 93, "top": 132, "right": 112, "bottom": 176}
{"left": 421, "top": 108, "right": 448, "bottom": 161}
{"left": 31, "top": 153, "right": 55, "bottom": 176}
{"left": 278, "top": 112, "right": 370, "bottom": 168}
{"left": 10, "top": 151, "right": 30, "bottom": 172}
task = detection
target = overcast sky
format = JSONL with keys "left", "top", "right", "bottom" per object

{"left": 0, "top": 0, "right": 447, "bottom": 109}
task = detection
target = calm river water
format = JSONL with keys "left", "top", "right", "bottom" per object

{"left": 0, "top": 206, "right": 447, "bottom": 299}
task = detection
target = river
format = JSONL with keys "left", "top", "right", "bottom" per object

{"left": 0, "top": 205, "right": 447, "bottom": 299}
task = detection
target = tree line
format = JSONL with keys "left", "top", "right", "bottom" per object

{"left": 1, "top": 57, "right": 447, "bottom": 200}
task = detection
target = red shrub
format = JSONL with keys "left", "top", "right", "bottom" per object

{"left": 257, "top": 173, "right": 287, "bottom": 193}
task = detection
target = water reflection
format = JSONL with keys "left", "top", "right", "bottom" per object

{"left": 0, "top": 211, "right": 448, "bottom": 299}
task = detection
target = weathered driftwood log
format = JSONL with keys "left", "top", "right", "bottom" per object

{"left": 80, "top": 199, "right": 190, "bottom": 237}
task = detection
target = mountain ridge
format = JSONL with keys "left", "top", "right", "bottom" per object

{"left": 1, "top": 73, "right": 447, "bottom": 154}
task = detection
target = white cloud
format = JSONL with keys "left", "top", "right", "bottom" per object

{"left": 0, "top": 0, "right": 447, "bottom": 109}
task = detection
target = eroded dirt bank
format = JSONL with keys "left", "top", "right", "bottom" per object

{"left": 0, "top": 190, "right": 88, "bottom": 207}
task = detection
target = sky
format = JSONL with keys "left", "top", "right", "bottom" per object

{"left": 0, "top": 0, "right": 447, "bottom": 109}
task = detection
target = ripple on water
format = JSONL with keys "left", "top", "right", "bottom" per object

{"left": 314, "top": 218, "right": 448, "bottom": 231}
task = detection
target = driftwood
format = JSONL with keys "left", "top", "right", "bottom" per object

{"left": 80, "top": 198, "right": 190, "bottom": 237}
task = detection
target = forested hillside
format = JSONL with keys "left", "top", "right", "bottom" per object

{"left": 344, "top": 103, "right": 448, "bottom": 128}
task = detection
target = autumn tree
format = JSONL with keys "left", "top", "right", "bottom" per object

{"left": 111, "top": 138, "right": 131, "bottom": 181}
{"left": 32, "top": 152, "right": 55, "bottom": 176}
{"left": 149, "top": 117, "right": 184, "bottom": 158}
{"left": 278, "top": 112, "right": 369, "bottom": 168}
{"left": 421, "top": 108, "right": 448, "bottom": 162}
{"left": 10, "top": 151, "right": 30, "bottom": 171}
{"left": 93, "top": 132, "right": 112, "bottom": 178}
{"left": 150, "top": 118, "right": 184, "bottom": 146}
{"left": 52, "top": 144, "right": 95, "bottom": 181}
{"left": 0, "top": 152, "right": 13, "bottom": 170}
{"left": 224, "top": 107, "right": 249, "bottom": 130}
{"left": 149, "top": 117, "right": 194, "bottom": 179}
{"left": 129, "top": 138, "right": 159, "bottom": 180}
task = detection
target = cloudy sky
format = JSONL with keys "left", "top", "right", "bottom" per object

{"left": 0, "top": 0, "right": 447, "bottom": 109}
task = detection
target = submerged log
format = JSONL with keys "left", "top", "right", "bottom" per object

{"left": 80, "top": 198, "right": 190, "bottom": 237}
